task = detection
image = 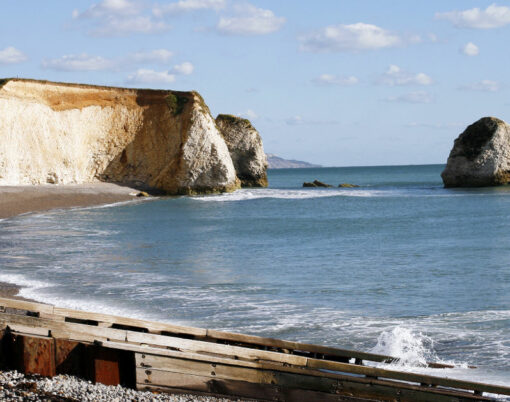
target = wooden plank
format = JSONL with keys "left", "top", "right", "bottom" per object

{"left": 0, "top": 305, "right": 505, "bottom": 398}
{"left": 0, "top": 313, "right": 128, "bottom": 343}
{"left": 52, "top": 307, "right": 207, "bottom": 337}
{"left": 307, "top": 359, "right": 510, "bottom": 397}
{"left": 104, "top": 342, "right": 493, "bottom": 401}
{"left": 127, "top": 331, "right": 308, "bottom": 365}
{"left": 137, "top": 355, "right": 490, "bottom": 401}
{"left": 0, "top": 298, "right": 446, "bottom": 368}
{"left": 0, "top": 297, "right": 54, "bottom": 315}
{"left": 137, "top": 369, "right": 488, "bottom": 402}
{"left": 137, "top": 370, "right": 282, "bottom": 400}
{"left": 136, "top": 354, "right": 278, "bottom": 385}
{"left": 7, "top": 323, "right": 50, "bottom": 337}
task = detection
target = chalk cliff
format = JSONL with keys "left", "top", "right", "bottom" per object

{"left": 0, "top": 79, "right": 240, "bottom": 194}
{"left": 442, "top": 117, "right": 510, "bottom": 187}
{"left": 215, "top": 114, "right": 268, "bottom": 187}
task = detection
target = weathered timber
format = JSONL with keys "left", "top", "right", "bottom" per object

{"left": 0, "top": 297, "right": 449, "bottom": 368}
{"left": 0, "top": 297, "right": 508, "bottom": 401}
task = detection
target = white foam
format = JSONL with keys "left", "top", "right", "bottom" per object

{"left": 192, "top": 188, "right": 386, "bottom": 202}
{"left": 0, "top": 273, "right": 52, "bottom": 298}
{"left": 370, "top": 326, "right": 439, "bottom": 367}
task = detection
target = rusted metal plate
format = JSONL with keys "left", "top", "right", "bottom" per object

{"left": 12, "top": 334, "right": 55, "bottom": 376}
{"left": 93, "top": 347, "right": 121, "bottom": 386}
{"left": 55, "top": 339, "right": 85, "bottom": 377}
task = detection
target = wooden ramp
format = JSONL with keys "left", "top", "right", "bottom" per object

{"left": 0, "top": 297, "right": 509, "bottom": 401}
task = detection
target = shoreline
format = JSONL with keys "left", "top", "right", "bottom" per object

{"left": 0, "top": 182, "right": 147, "bottom": 304}
{"left": 0, "top": 281, "right": 32, "bottom": 302}
{"left": 0, "top": 182, "right": 144, "bottom": 220}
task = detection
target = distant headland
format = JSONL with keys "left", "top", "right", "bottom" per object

{"left": 266, "top": 154, "right": 321, "bottom": 169}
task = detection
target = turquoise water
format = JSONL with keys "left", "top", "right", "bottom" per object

{"left": 1, "top": 164, "right": 509, "bottom": 388}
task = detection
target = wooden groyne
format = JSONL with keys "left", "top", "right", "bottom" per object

{"left": 0, "top": 297, "right": 509, "bottom": 401}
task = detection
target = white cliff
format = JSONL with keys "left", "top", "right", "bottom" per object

{"left": 0, "top": 79, "right": 239, "bottom": 194}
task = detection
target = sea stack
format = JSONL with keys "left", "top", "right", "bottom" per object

{"left": 0, "top": 79, "right": 241, "bottom": 194}
{"left": 442, "top": 117, "right": 510, "bottom": 187}
{"left": 215, "top": 114, "right": 268, "bottom": 187}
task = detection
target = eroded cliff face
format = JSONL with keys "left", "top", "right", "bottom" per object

{"left": 441, "top": 117, "right": 510, "bottom": 187}
{"left": 215, "top": 114, "right": 268, "bottom": 187}
{"left": 0, "top": 79, "right": 239, "bottom": 194}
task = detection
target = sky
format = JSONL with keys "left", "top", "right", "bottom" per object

{"left": 1, "top": 1, "right": 509, "bottom": 167}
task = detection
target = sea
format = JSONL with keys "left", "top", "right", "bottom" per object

{"left": 1, "top": 164, "right": 509, "bottom": 392}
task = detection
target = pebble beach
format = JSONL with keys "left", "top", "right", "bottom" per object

{"left": 0, "top": 371, "right": 245, "bottom": 402}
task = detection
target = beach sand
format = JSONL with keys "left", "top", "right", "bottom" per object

{"left": 0, "top": 182, "right": 142, "bottom": 220}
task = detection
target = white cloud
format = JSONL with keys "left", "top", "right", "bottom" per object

{"left": 239, "top": 109, "right": 258, "bottom": 120}
{"left": 73, "top": 0, "right": 170, "bottom": 36}
{"left": 217, "top": 4, "right": 285, "bottom": 35}
{"left": 378, "top": 65, "right": 432, "bottom": 86}
{"left": 42, "top": 50, "right": 187, "bottom": 72}
{"left": 127, "top": 69, "right": 176, "bottom": 84}
{"left": 0, "top": 47, "right": 27, "bottom": 64}
{"left": 285, "top": 115, "right": 339, "bottom": 125}
{"left": 91, "top": 16, "right": 170, "bottom": 36}
{"left": 299, "top": 23, "right": 401, "bottom": 52}
{"left": 459, "top": 80, "right": 501, "bottom": 92}
{"left": 461, "top": 42, "right": 479, "bottom": 56}
{"left": 126, "top": 49, "right": 173, "bottom": 64}
{"left": 172, "top": 61, "right": 194, "bottom": 75}
{"left": 385, "top": 91, "right": 434, "bottom": 104}
{"left": 313, "top": 74, "right": 358, "bottom": 86}
{"left": 41, "top": 54, "right": 116, "bottom": 71}
{"left": 436, "top": 4, "right": 510, "bottom": 29}
{"left": 153, "top": 0, "right": 226, "bottom": 16}
{"left": 74, "top": 0, "right": 142, "bottom": 18}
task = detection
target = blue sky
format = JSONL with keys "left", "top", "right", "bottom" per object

{"left": 1, "top": 1, "right": 509, "bottom": 166}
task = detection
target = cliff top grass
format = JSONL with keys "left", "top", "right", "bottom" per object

{"left": 0, "top": 78, "right": 12, "bottom": 89}
{"left": 0, "top": 77, "right": 198, "bottom": 96}
{"left": 216, "top": 114, "right": 254, "bottom": 129}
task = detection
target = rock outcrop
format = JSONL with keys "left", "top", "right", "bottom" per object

{"left": 441, "top": 117, "right": 510, "bottom": 187}
{"left": 0, "top": 79, "right": 241, "bottom": 194}
{"left": 303, "top": 180, "right": 332, "bottom": 188}
{"left": 215, "top": 114, "right": 268, "bottom": 187}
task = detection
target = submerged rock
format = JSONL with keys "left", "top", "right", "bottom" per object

{"left": 0, "top": 78, "right": 239, "bottom": 195}
{"left": 338, "top": 183, "right": 359, "bottom": 188}
{"left": 442, "top": 117, "right": 510, "bottom": 187}
{"left": 303, "top": 180, "right": 333, "bottom": 188}
{"left": 215, "top": 114, "right": 268, "bottom": 187}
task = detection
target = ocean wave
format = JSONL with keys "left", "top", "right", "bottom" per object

{"left": 192, "top": 188, "right": 388, "bottom": 202}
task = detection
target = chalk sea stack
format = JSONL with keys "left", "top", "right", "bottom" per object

{"left": 442, "top": 117, "right": 510, "bottom": 188}
{"left": 0, "top": 79, "right": 268, "bottom": 194}
{"left": 215, "top": 114, "right": 268, "bottom": 187}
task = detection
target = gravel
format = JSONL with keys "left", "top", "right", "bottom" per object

{"left": 0, "top": 370, "right": 246, "bottom": 401}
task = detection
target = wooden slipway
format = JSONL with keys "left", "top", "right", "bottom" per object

{"left": 0, "top": 298, "right": 508, "bottom": 401}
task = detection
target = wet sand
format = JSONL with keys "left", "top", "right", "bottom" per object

{"left": 0, "top": 183, "right": 142, "bottom": 220}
